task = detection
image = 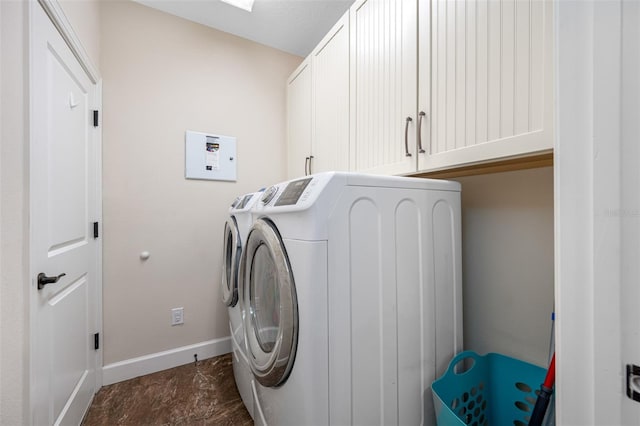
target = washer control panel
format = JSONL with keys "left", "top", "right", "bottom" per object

{"left": 261, "top": 186, "right": 279, "bottom": 204}
{"left": 255, "top": 172, "right": 336, "bottom": 211}
{"left": 274, "top": 178, "right": 312, "bottom": 206}
{"left": 231, "top": 197, "right": 242, "bottom": 208}
{"left": 236, "top": 193, "right": 254, "bottom": 209}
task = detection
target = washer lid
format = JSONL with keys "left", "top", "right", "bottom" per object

{"left": 241, "top": 218, "right": 298, "bottom": 388}
{"left": 221, "top": 216, "right": 241, "bottom": 307}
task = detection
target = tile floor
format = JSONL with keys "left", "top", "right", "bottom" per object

{"left": 82, "top": 353, "right": 253, "bottom": 425}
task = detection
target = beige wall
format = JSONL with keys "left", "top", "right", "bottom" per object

{"left": 100, "top": 0, "right": 301, "bottom": 365}
{"left": 0, "top": 1, "right": 29, "bottom": 424}
{"left": 59, "top": 0, "right": 101, "bottom": 69}
{"left": 456, "top": 167, "right": 555, "bottom": 367}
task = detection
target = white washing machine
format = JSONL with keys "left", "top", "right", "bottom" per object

{"left": 239, "top": 172, "right": 463, "bottom": 425}
{"left": 221, "top": 191, "right": 261, "bottom": 418}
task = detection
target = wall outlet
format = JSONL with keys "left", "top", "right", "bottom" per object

{"left": 171, "top": 307, "right": 184, "bottom": 326}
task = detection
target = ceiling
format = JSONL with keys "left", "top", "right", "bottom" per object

{"left": 133, "top": 0, "right": 354, "bottom": 57}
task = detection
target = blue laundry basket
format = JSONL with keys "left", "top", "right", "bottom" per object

{"left": 432, "top": 351, "right": 547, "bottom": 426}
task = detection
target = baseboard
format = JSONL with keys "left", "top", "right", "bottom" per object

{"left": 102, "top": 336, "right": 232, "bottom": 386}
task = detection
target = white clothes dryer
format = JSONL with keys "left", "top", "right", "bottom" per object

{"left": 221, "top": 191, "right": 261, "bottom": 418}
{"left": 239, "top": 172, "right": 463, "bottom": 425}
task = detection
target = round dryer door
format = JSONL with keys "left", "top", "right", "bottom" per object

{"left": 221, "top": 217, "right": 241, "bottom": 307}
{"left": 240, "top": 218, "right": 298, "bottom": 388}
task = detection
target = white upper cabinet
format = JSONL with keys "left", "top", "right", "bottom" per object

{"left": 418, "top": 0, "right": 554, "bottom": 172}
{"left": 312, "top": 12, "right": 350, "bottom": 175}
{"left": 287, "top": 12, "right": 350, "bottom": 180}
{"left": 287, "top": 58, "right": 312, "bottom": 180}
{"left": 349, "top": 0, "right": 418, "bottom": 175}
{"left": 288, "top": 0, "right": 554, "bottom": 177}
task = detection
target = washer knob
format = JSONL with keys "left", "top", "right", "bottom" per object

{"left": 261, "top": 186, "right": 278, "bottom": 204}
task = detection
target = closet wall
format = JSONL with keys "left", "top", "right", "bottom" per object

{"left": 456, "top": 167, "right": 554, "bottom": 366}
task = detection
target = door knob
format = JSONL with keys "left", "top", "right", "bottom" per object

{"left": 37, "top": 272, "right": 66, "bottom": 290}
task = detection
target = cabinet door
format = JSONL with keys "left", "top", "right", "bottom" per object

{"left": 350, "top": 0, "right": 418, "bottom": 175}
{"left": 287, "top": 58, "right": 312, "bottom": 180}
{"left": 311, "top": 12, "right": 350, "bottom": 174}
{"left": 419, "top": 0, "right": 554, "bottom": 171}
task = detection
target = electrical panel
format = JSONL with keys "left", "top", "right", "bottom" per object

{"left": 185, "top": 130, "right": 237, "bottom": 181}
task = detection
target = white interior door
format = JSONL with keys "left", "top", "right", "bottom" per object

{"left": 30, "top": 3, "right": 100, "bottom": 425}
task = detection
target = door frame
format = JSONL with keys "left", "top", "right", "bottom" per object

{"left": 28, "top": 0, "right": 103, "bottom": 415}
{"left": 554, "top": 0, "right": 633, "bottom": 423}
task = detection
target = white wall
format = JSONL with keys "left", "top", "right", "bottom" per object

{"left": 456, "top": 167, "right": 554, "bottom": 367}
{"left": 0, "top": 2, "right": 29, "bottom": 423}
{"left": 100, "top": 0, "right": 301, "bottom": 366}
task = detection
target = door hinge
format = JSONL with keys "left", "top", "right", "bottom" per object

{"left": 93, "top": 222, "right": 99, "bottom": 239}
{"left": 627, "top": 364, "right": 640, "bottom": 403}
{"left": 94, "top": 333, "right": 100, "bottom": 350}
{"left": 93, "top": 110, "right": 99, "bottom": 127}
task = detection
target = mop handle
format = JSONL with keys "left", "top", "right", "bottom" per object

{"left": 528, "top": 353, "right": 556, "bottom": 426}
{"left": 543, "top": 354, "right": 556, "bottom": 389}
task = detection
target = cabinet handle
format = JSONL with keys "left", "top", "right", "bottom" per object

{"left": 308, "top": 155, "right": 314, "bottom": 175}
{"left": 417, "top": 111, "right": 426, "bottom": 154}
{"left": 404, "top": 117, "right": 413, "bottom": 157}
{"left": 304, "top": 157, "right": 310, "bottom": 176}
